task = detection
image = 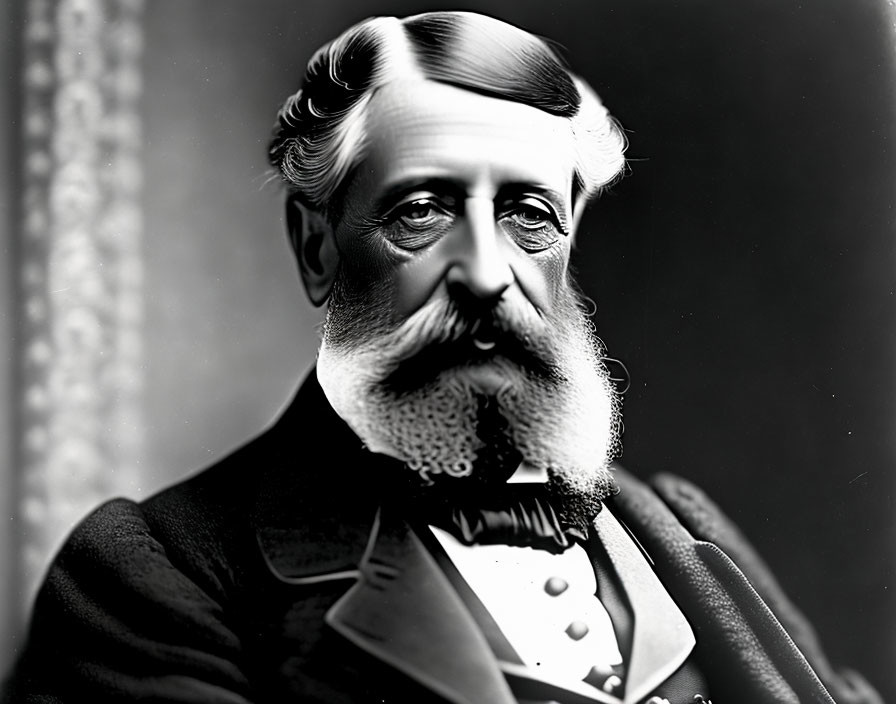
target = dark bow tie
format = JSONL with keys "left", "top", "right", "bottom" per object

{"left": 406, "top": 483, "right": 592, "bottom": 554}
{"left": 366, "top": 450, "right": 604, "bottom": 553}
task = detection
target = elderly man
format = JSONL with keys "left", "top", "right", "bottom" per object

{"left": 4, "top": 11, "right": 881, "bottom": 704}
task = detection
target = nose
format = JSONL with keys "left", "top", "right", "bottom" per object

{"left": 445, "top": 198, "right": 514, "bottom": 305}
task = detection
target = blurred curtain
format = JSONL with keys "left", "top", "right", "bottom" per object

{"left": 9, "top": 0, "right": 146, "bottom": 643}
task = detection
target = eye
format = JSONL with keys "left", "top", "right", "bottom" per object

{"left": 397, "top": 199, "right": 444, "bottom": 228}
{"left": 508, "top": 199, "right": 553, "bottom": 230}
{"left": 500, "top": 196, "right": 562, "bottom": 253}
{"left": 382, "top": 194, "right": 454, "bottom": 251}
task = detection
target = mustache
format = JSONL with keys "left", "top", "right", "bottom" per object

{"left": 380, "top": 299, "right": 561, "bottom": 394}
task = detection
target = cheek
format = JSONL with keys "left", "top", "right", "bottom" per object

{"left": 510, "top": 242, "right": 572, "bottom": 315}
{"left": 336, "top": 230, "right": 442, "bottom": 327}
{"left": 335, "top": 227, "right": 395, "bottom": 298}
{"left": 391, "top": 248, "right": 452, "bottom": 320}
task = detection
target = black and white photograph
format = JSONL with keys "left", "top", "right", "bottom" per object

{"left": 1, "top": 1, "right": 894, "bottom": 702}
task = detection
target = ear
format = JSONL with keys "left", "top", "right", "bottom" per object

{"left": 286, "top": 195, "right": 340, "bottom": 307}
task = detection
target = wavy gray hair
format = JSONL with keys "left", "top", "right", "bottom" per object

{"left": 268, "top": 11, "right": 627, "bottom": 219}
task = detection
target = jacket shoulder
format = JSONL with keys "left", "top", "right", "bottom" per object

{"left": 5, "top": 495, "right": 254, "bottom": 703}
{"left": 4, "top": 425, "right": 282, "bottom": 704}
{"left": 610, "top": 466, "right": 882, "bottom": 704}
{"left": 136, "top": 433, "right": 271, "bottom": 597}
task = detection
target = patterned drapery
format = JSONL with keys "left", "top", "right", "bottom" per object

{"left": 18, "top": 0, "right": 145, "bottom": 605}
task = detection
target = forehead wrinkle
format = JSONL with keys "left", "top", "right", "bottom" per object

{"left": 363, "top": 82, "right": 576, "bottom": 207}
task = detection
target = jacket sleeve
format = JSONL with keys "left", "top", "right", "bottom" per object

{"left": 650, "top": 472, "right": 883, "bottom": 704}
{"left": 4, "top": 498, "right": 253, "bottom": 704}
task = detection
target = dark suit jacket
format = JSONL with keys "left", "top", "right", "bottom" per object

{"left": 3, "top": 373, "right": 882, "bottom": 704}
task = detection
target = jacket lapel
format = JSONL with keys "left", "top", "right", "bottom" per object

{"left": 609, "top": 468, "right": 836, "bottom": 704}
{"left": 251, "top": 373, "right": 513, "bottom": 703}
{"left": 592, "top": 506, "right": 695, "bottom": 704}
{"left": 326, "top": 508, "right": 516, "bottom": 704}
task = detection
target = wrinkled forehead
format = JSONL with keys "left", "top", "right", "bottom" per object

{"left": 358, "top": 79, "right": 578, "bottom": 198}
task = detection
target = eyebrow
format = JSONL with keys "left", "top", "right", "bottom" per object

{"left": 373, "top": 178, "right": 466, "bottom": 215}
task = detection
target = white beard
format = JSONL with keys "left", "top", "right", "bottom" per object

{"left": 316, "top": 276, "right": 622, "bottom": 507}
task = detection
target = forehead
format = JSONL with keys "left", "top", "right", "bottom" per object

{"left": 356, "top": 79, "right": 578, "bottom": 198}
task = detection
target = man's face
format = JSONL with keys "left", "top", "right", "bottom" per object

{"left": 316, "top": 79, "right": 620, "bottom": 521}
{"left": 335, "top": 80, "right": 577, "bottom": 343}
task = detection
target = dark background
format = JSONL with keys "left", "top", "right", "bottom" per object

{"left": 117, "top": 0, "right": 896, "bottom": 699}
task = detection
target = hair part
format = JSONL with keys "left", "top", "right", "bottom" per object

{"left": 268, "top": 12, "right": 627, "bottom": 219}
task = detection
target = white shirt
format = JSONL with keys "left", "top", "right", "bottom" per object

{"left": 431, "top": 527, "right": 623, "bottom": 688}
{"left": 429, "top": 504, "right": 696, "bottom": 704}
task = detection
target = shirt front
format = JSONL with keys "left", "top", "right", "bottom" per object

{"left": 429, "top": 505, "right": 697, "bottom": 704}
